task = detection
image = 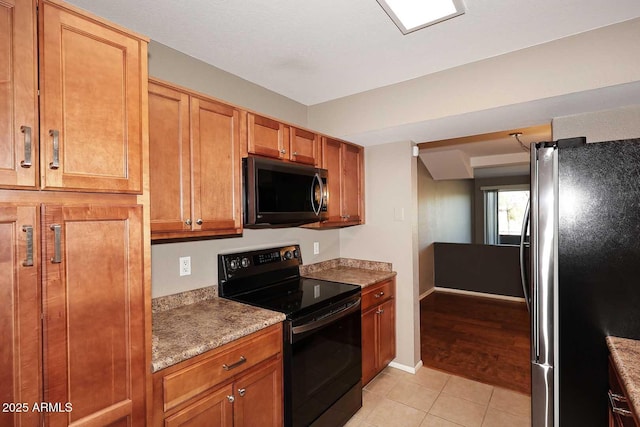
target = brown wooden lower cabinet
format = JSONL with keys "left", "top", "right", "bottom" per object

{"left": 153, "top": 323, "right": 283, "bottom": 427}
{"left": 361, "top": 278, "right": 396, "bottom": 385}
{"left": 609, "top": 357, "right": 640, "bottom": 427}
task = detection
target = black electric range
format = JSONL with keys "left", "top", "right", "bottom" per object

{"left": 218, "top": 245, "right": 362, "bottom": 427}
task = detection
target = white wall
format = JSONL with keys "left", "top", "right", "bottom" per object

{"left": 149, "top": 41, "right": 308, "bottom": 126}
{"left": 152, "top": 228, "right": 339, "bottom": 298}
{"left": 340, "top": 141, "right": 421, "bottom": 371}
{"left": 418, "top": 162, "right": 474, "bottom": 296}
{"left": 552, "top": 105, "right": 640, "bottom": 142}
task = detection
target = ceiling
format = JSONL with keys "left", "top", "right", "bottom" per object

{"left": 418, "top": 124, "right": 550, "bottom": 179}
{"left": 65, "top": 0, "right": 640, "bottom": 106}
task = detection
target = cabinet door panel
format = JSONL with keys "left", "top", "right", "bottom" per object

{"left": 191, "top": 97, "right": 241, "bottom": 232}
{"left": 342, "top": 143, "right": 363, "bottom": 222}
{"left": 378, "top": 299, "right": 396, "bottom": 369}
{"left": 40, "top": 1, "right": 144, "bottom": 193}
{"left": 361, "top": 308, "right": 377, "bottom": 386}
{"left": 322, "top": 137, "right": 343, "bottom": 222}
{"left": 42, "top": 205, "right": 145, "bottom": 427}
{"left": 149, "top": 82, "right": 191, "bottom": 233}
{"left": 0, "top": 204, "right": 40, "bottom": 427}
{"left": 290, "top": 127, "right": 318, "bottom": 165}
{"left": 234, "top": 358, "right": 283, "bottom": 427}
{"left": 247, "top": 113, "right": 284, "bottom": 159}
{"left": 0, "top": 0, "right": 38, "bottom": 188}
{"left": 165, "top": 384, "right": 233, "bottom": 427}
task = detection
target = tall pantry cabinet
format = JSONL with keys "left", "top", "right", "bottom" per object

{"left": 0, "top": 1, "right": 150, "bottom": 426}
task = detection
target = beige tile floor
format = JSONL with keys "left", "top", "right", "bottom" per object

{"left": 345, "top": 366, "right": 531, "bottom": 427}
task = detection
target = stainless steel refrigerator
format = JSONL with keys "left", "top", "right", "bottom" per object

{"left": 524, "top": 137, "right": 640, "bottom": 426}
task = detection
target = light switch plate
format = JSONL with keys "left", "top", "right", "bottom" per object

{"left": 313, "top": 242, "right": 320, "bottom": 255}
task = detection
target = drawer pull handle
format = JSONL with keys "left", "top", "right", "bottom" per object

{"left": 280, "top": 149, "right": 286, "bottom": 154}
{"left": 238, "top": 388, "right": 246, "bottom": 397}
{"left": 49, "top": 130, "right": 60, "bottom": 169}
{"left": 375, "top": 291, "right": 385, "bottom": 298}
{"left": 222, "top": 356, "right": 246, "bottom": 371}
{"left": 609, "top": 390, "right": 633, "bottom": 417}
{"left": 22, "top": 225, "right": 34, "bottom": 267}
{"left": 227, "top": 395, "right": 235, "bottom": 403}
{"left": 376, "top": 308, "right": 385, "bottom": 315}
{"left": 20, "top": 126, "right": 32, "bottom": 168}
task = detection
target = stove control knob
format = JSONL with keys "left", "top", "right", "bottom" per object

{"left": 293, "top": 249, "right": 300, "bottom": 258}
{"left": 284, "top": 250, "right": 293, "bottom": 260}
{"left": 241, "top": 257, "right": 250, "bottom": 268}
{"left": 229, "top": 259, "right": 239, "bottom": 270}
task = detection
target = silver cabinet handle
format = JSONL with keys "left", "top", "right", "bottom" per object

{"left": 185, "top": 219, "right": 192, "bottom": 226}
{"left": 20, "top": 126, "right": 32, "bottom": 168}
{"left": 375, "top": 291, "right": 384, "bottom": 298}
{"left": 238, "top": 388, "right": 246, "bottom": 397}
{"left": 279, "top": 149, "right": 286, "bottom": 154}
{"left": 196, "top": 218, "right": 203, "bottom": 225}
{"left": 227, "top": 395, "right": 235, "bottom": 403}
{"left": 293, "top": 151, "right": 298, "bottom": 156}
{"left": 376, "top": 308, "right": 385, "bottom": 315}
{"left": 50, "top": 224, "right": 62, "bottom": 264}
{"left": 222, "top": 356, "right": 246, "bottom": 371}
{"left": 49, "top": 130, "right": 60, "bottom": 169}
{"left": 22, "top": 225, "right": 34, "bottom": 267}
{"left": 609, "top": 390, "right": 633, "bottom": 417}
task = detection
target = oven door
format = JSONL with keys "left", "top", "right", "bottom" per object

{"left": 286, "top": 296, "right": 362, "bottom": 427}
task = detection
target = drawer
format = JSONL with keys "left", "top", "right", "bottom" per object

{"left": 609, "top": 357, "right": 639, "bottom": 427}
{"left": 362, "top": 279, "right": 394, "bottom": 312}
{"left": 162, "top": 326, "right": 281, "bottom": 412}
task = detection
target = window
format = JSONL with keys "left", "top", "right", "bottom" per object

{"left": 483, "top": 185, "right": 529, "bottom": 245}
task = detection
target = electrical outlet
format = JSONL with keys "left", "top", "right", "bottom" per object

{"left": 313, "top": 242, "right": 320, "bottom": 255}
{"left": 179, "top": 256, "right": 191, "bottom": 276}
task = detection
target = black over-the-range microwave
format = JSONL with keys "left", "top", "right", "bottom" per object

{"left": 243, "top": 156, "right": 328, "bottom": 227}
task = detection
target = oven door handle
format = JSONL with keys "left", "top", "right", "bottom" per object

{"left": 291, "top": 298, "right": 361, "bottom": 336}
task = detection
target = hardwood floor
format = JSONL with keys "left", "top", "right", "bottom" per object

{"left": 420, "top": 291, "right": 531, "bottom": 395}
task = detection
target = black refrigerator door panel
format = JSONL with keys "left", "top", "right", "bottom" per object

{"left": 557, "top": 138, "right": 640, "bottom": 426}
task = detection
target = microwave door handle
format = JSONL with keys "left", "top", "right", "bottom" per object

{"left": 318, "top": 174, "right": 325, "bottom": 213}
{"left": 310, "top": 173, "right": 321, "bottom": 216}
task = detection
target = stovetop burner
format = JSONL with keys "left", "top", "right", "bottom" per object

{"left": 218, "top": 245, "right": 360, "bottom": 318}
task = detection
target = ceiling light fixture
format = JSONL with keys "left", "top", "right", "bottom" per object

{"left": 376, "top": 0, "right": 466, "bottom": 35}
{"left": 509, "top": 132, "right": 530, "bottom": 152}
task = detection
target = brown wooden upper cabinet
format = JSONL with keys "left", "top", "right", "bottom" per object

{"left": 247, "top": 113, "right": 319, "bottom": 166}
{"left": 0, "top": 0, "right": 147, "bottom": 193}
{"left": 319, "top": 137, "right": 364, "bottom": 226}
{"left": 148, "top": 79, "right": 242, "bottom": 239}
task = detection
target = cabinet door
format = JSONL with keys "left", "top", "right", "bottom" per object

{"left": 247, "top": 113, "right": 285, "bottom": 160}
{"left": 0, "top": 204, "right": 40, "bottom": 427}
{"left": 361, "top": 308, "right": 378, "bottom": 386}
{"left": 42, "top": 204, "right": 145, "bottom": 427}
{"left": 149, "top": 82, "right": 192, "bottom": 233}
{"left": 39, "top": 0, "right": 145, "bottom": 193}
{"left": 290, "top": 127, "right": 318, "bottom": 165}
{"left": 234, "top": 358, "right": 283, "bottom": 427}
{"left": 165, "top": 384, "right": 234, "bottom": 427}
{"left": 321, "top": 137, "right": 344, "bottom": 223}
{"left": 0, "top": 0, "right": 38, "bottom": 188}
{"left": 342, "top": 143, "right": 363, "bottom": 223}
{"left": 378, "top": 298, "right": 396, "bottom": 369}
{"left": 191, "top": 97, "right": 242, "bottom": 233}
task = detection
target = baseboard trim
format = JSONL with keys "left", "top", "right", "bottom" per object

{"left": 434, "top": 287, "right": 526, "bottom": 303}
{"left": 419, "top": 287, "right": 435, "bottom": 300}
{"left": 388, "top": 360, "right": 423, "bottom": 374}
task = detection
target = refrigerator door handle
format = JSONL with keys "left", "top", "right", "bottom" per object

{"left": 519, "top": 199, "right": 531, "bottom": 312}
{"left": 532, "top": 362, "right": 554, "bottom": 427}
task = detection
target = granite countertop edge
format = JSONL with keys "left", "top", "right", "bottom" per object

{"left": 300, "top": 258, "right": 396, "bottom": 288}
{"left": 606, "top": 335, "right": 640, "bottom": 419}
{"left": 152, "top": 298, "right": 285, "bottom": 373}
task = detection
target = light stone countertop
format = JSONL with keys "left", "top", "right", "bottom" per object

{"left": 607, "top": 336, "right": 640, "bottom": 420}
{"left": 152, "top": 297, "right": 285, "bottom": 372}
{"left": 300, "top": 258, "right": 396, "bottom": 288}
